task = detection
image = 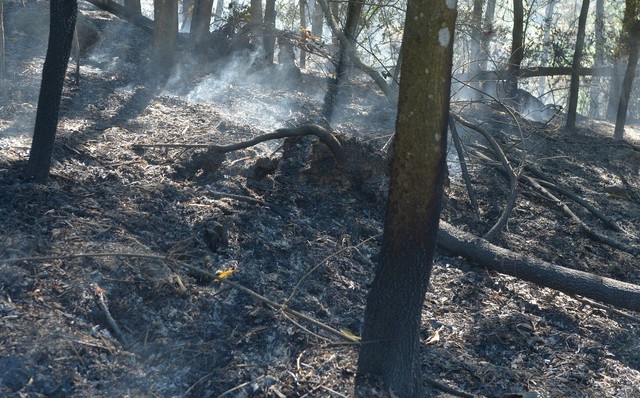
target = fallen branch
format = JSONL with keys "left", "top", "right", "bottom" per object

{"left": 206, "top": 188, "right": 288, "bottom": 218}
{"left": 132, "top": 124, "right": 345, "bottom": 164}
{"left": 84, "top": 0, "right": 154, "bottom": 32}
{"left": 437, "top": 221, "right": 640, "bottom": 312}
{"left": 451, "top": 114, "right": 520, "bottom": 241}
{"left": 92, "top": 284, "right": 129, "bottom": 347}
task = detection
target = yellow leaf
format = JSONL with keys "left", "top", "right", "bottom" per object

{"left": 217, "top": 269, "right": 236, "bottom": 279}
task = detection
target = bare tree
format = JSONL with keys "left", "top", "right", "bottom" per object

{"left": 614, "top": 0, "right": 640, "bottom": 140}
{"left": 299, "top": 0, "right": 308, "bottom": 68}
{"left": 506, "top": 0, "right": 524, "bottom": 102}
{"left": 23, "top": 0, "right": 78, "bottom": 183}
{"left": 0, "top": 0, "right": 5, "bottom": 78}
{"left": 566, "top": 0, "right": 591, "bottom": 131}
{"left": 589, "top": 0, "right": 605, "bottom": 117}
{"left": 355, "top": 0, "right": 457, "bottom": 396}
{"left": 537, "top": 0, "right": 556, "bottom": 97}
{"left": 263, "top": 0, "right": 276, "bottom": 64}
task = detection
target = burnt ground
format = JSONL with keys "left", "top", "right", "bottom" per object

{"left": 1, "top": 2, "right": 640, "bottom": 398}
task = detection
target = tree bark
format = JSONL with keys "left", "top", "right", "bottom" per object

{"left": 0, "top": 0, "right": 5, "bottom": 77}
{"left": 537, "top": 0, "right": 555, "bottom": 97}
{"left": 480, "top": 0, "right": 497, "bottom": 72}
{"left": 356, "top": 0, "right": 456, "bottom": 396}
{"left": 322, "top": 0, "right": 363, "bottom": 121}
{"left": 190, "top": 0, "right": 214, "bottom": 52}
{"left": 614, "top": 1, "right": 640, "bottom": 140}
{"left": 437, "top": 221, "right": 640, "bottom": 312}
{"left": 506, "top": 0, "right": 524, "bottom": 102}
{"left": 153, "top": 0, "right": 179, "bottom": 77}
{"left": 565, "top": 0, "right": 590, "bottom": 131}
{"left": 589, "top": 0, "right": 605, "bottom": 117}
{"left": 263, "top": 0, "right": 276, "bottom": 65}
{"left": 124, "top": 0, "right": 141, "bottom": 15}
{"left": 299, "top": 0, "right": 307, "bottom": 69}
{"left": 311, "top": 0, "right": 323, "bottom": 37}
{"left": 23, "top": 0, "right": 77, "bottom": 183}
{"left": 84, "top": 0, "right": 153, "bottom": 31}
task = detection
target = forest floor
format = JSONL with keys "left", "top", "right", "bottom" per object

{"left": 1, "top": 2, "right": 640, "bottom": 397}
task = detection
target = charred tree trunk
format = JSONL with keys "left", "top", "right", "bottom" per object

{"left": 299, "top": 0, "right": 307, "bottom": 69}
{"left": 23, "top": 0, "right": 77, "bottom": 183}
{"left": 153, "top": 0, "right": 179, "bottom": 78}
{"left": 321, "top": 0, "right": 363, "bottom": 121}
{"left": 190, "top": 0, "right": 214, "bottom": 53}
{"left": 506, "top": 0, "right": 524, "bottom": 104}
{"left": 124, "top": 0, "right": 141, "bottom": 15}
{"left": 0, "top": 0, "right": 5, "bottom": 78}
{"left": 613, "top": 1, "right": 640, "bottom": 140}
{"left": 263, "top": 0, "right": 276, "bottom": 65}
{"left": 565, "top": 0, "right": 590, "bottom": 131}
{"left": 437, "top": 221, "right": 640, "bottom": 313}
{"left": 356, "top": 0, "right": 456, "bottom": 396}
{"left": 311, "top": 0, "right": 323, "bottom": 37}
{"left": 589, "top": 0, "right": 605, "bottom": 117}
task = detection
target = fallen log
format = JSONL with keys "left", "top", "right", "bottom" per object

{"left": 437, "top": 221, "right": 640, "bottom": 312}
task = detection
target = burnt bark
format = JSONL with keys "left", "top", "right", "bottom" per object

{"left": 614, "top": 35, "right": 640, "bottom": 140}
{"left": 437, "top": 221, "right": 640, "bottom": 312}
{"left": 355, "top": 0, "right": 456, "bottom": 396}
{"left": 506, "top": 0, "right": 523, "bottom": 102}
{"left": 23, "top": 0, "right": 78, "bottom": 183}
{"left": 153, "top": 0, "right": 179, "bottom": 77}
{"left": 263, "top": 0, "right": 276, "bottom": 64}
{"left": 190, "top": 0, "right": 214, "bottom": 52}
{"left": 0, "top": 0, "right": 5, "bottom": 77}
{"left": 565, "top": 0, "right": 590, "bottom": 130}
{"left": 322, "top": 0, "right": 363, "bottom": 121}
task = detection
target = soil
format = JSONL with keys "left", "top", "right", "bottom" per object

{"left": 1, "top": 2, "right": 639, "bottom": 397}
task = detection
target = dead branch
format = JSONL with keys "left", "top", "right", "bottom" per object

{"left": 437, "top": 221, "right": 640, "bottom": 312}
{"left": 451, "top": 114, "right": 519, "bottom": 241}
{"left": 132, "top": 124, "right": 345, "bottom": 164}
{"left": 92, "top": 284, "right": 129, "bottom": 347}
{"left": 83, "top": 0, "right": 154, "bottom": 32}
{"left": 523, "top": 176, "right": 639, "bottom": 255}
{"left": 448, "top": 117, "right": 479, "bottom": 219}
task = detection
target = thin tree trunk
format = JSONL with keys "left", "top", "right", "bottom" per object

{"left": 467, "top": 0, "right": 483, "bottom": 100}
{"left": 214, "top": 0, "right": 224, "bottom": 21}
{"left": 311, "top": 0, "right": 323, "bottom": 37}
{"left": 589, "top": 0, "right": 605, "bottom": 118}
{"left": 566, "top": 0, "right": 590, "bottom": 131}
{"left": 263, "top": 0, "right": 276, "bottom": 65}
{"left": 614, "top": 34, "right": 640, "bottom": 140}
{"left": 537, "top": 0, "right": 555, "bottom": 97}
{"left": 480, "top": 0, "right": 497, "bottom": 71}
{"left": 24, "top": 0, "right": 78, "bottom": 183}
{"left": 299, "top": 0, "right": 307, "bottom": 69}
{"left": 506, "top": 0, "right": 524, "bottom": 102}
{"left": 153, "top": 0, "right": 178, "bottom": 77}
{"left": 0, "top": 0, "right": 5, "bottom": 77}
{"left": 356, "top": 0, "right": 456, "bottom": 395}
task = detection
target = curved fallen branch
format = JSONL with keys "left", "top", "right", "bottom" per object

{"left": 437, "top": 221, "right": 640, "bottom": 312}
{"left": 451, "top": 114, "right": 520, "bottom": 241}
{"left": 132, "top": 124, "right": 345, "bottom": 164}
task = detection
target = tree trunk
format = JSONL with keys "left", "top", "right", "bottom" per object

{"left": 537, "top": 0, "right": 556, "bottom": 98}
{"left": 250, "top": 0, "right": 263, "bottom": 50}
{"left": 467, "top": 0, "right": 483, "bottom": 100}
{"left": 506, "top": 0, "right": 524, "bottom": 103}
{"left": 322, "top": 0, "right": 363, "bottom": 121}
{"left": 614, "top": 30, "right": 640, "bottom": 140}
{"left": 299, "top": 0, "right": 307, "bottom": 69}
{"left": 437, "top": 221, "right": 640, "bottom": 313}
{"left": 589, "top": 0, "right": 605, "bottom": 118}
{"left": 356, "top": 0, "right": 456, "bottom": 396}
{"left": 214, "top": 0, "right": 224, "bottom": 21}
{"left": 23, "top": 0, "right": 78, "bottom": 183}
{"left": 124, "top": 0, "right": 141, "bottom": 15}
{"left": 565, "top": 0, "right": 590, "bottom": 131}
{"left": 263, "top": 0, "right": 276, "bottom": 65}
{"left": 153, "top": 0, "right": 179, "bottom": 77}
{"left": 190, "top": 0, "right": 214, "bottom": 52}
{"left": 311, "top": 0, "right": 323, "bottom": 37}
{"left": 0, "top": 0, "right": 5, "bottom": 78}
{"left": 480, "top": 0, "right": 497, "bottom": 72}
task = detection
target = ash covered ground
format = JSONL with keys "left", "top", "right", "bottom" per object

{"left": 1, "top": 2, "right": 640, "bottom": 397}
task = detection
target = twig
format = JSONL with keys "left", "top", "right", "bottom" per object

{"left": 423, "top": 373, "right": 478, "bottom": 398}
{"left": 206, "top": 188, "right": 288, "bottom": 218}
{"left": 92, "top": 284, "right": 129, "bottom": 347}
{"left": 217, "top": 375, "right": 265, "bottom": 398}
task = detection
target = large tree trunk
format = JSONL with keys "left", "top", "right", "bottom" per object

{"left": 356, "top": 0, "right": 456, "bottom": 396}
{"left": 124, "top": 0, "right": 141, "bottom": 15}
{"left": 23, "top": 0, "right": 78, "bottom": 184}
{"left": 565, "top": 0, "right": 590, "bottom": 131}
{"left": 190, "top": 0, "right": 214, "bottom": 52}
{"left": 153, "top": 0, "right": 179, "bottom": 77}
{"left": 437, "top": 221, "right": 640, "bottom": 312}
{"left": 614, "top": 32, "right": 640, "bottom": 140}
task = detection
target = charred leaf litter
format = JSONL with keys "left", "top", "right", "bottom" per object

{"left": 1, "top": 2, "right": 639, "bottom": 397}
